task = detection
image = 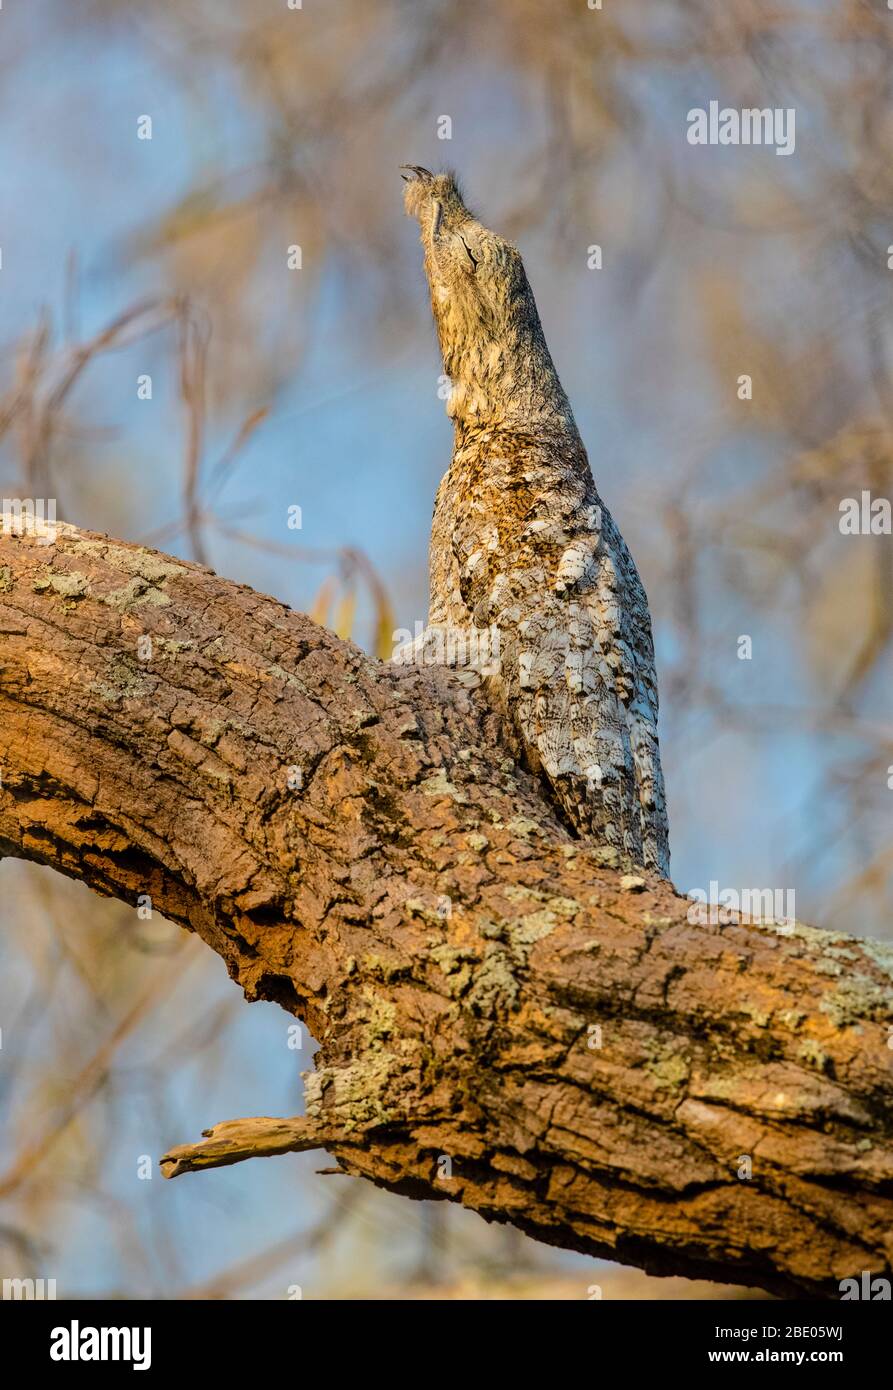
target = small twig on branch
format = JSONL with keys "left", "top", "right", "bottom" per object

{"left": 160, "top": 1115, "right": 350, "bottom": 1179}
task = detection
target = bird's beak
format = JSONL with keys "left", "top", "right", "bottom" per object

{"left": 400, "top": 164, "right": 434, "bottom": 183}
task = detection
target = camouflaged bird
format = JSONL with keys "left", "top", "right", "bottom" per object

{"left": 396, "top": 166, "right": 670, "bottom": 876}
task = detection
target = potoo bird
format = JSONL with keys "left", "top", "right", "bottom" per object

{"left": 396, "top": 166, "right": 670, "bottom": 876}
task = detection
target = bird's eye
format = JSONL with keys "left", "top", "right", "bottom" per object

{"left": 460, "top": 236, "right": 479, "bottom": 271}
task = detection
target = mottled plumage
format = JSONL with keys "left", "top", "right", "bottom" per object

{"left": 397, "top": 167, "right": 670, "bottom": 875}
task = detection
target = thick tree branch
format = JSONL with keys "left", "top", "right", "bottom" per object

{"left": 1, "top": 520, "right": 892, "bottom": 1297}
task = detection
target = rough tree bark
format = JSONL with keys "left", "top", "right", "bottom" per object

{"left": 1, "top": 519, "right": 892, "bottom": 1299}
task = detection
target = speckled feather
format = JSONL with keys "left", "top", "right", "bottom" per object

{"left": 398, "top": 168, "right": 669, "bottom": 875}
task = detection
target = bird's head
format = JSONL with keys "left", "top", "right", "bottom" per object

{"left": 402, "top": 165, "right": 501, "bottom": 266}
{"left": 402, "top": 167, "right": 532, "bottom": 363}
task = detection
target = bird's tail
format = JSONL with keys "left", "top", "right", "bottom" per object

{"left": 486, "top": 614, "right": 670, "bottom": 876}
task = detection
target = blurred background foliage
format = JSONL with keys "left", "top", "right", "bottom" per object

{"left": 0, "top": 0, "right": 890, "bottom": 1297}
